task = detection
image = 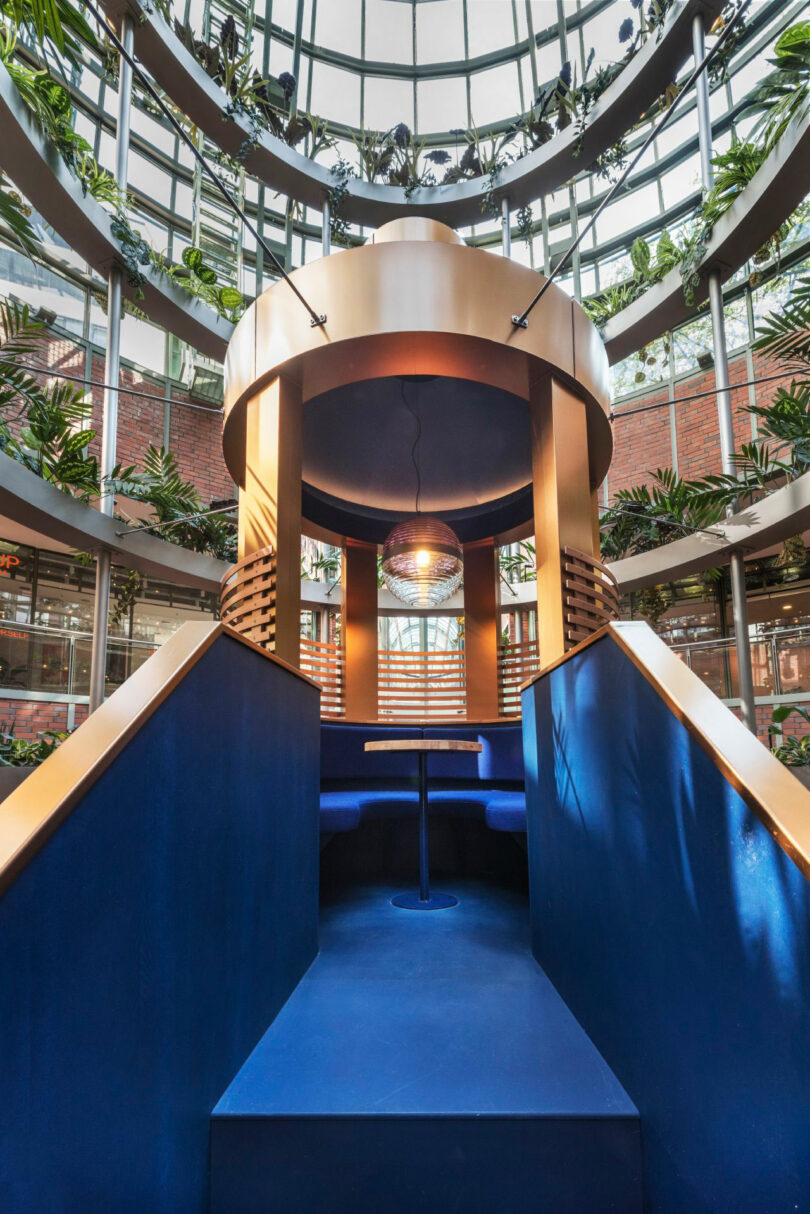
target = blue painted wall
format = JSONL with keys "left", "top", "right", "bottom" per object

{"left": 522, "top": 634, "right": 810, "bottom": 1214}
{"left": 0, "top": 634, "right": 320, "bottom": 1213}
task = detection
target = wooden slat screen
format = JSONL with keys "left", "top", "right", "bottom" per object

{"left": 220, "top": 544, "right": 276, "bottom": 651}
{"left": 378, "top": 649, "right": 466, "bottom": 720}
{"left": 498, "top": 638, "right": 540, "bottom": 717}
{"left": 300, "top": 638, "right": 345, "bottom": 718}
{"left": 562, "top": 546, "right": 620, "bottom": 651}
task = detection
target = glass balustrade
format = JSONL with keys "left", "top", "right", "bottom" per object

{"left": 4, "top": 617, "right": 810, "bottom": 720}
{"left": 0, "top": 620, "right": 156, "bottom": 700}
{"left": 672, "top": 628, "right": 810, "bottom": 701}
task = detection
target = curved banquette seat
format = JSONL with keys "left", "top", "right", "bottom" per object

{"left": 320, "top": 723, "right": 526, "bottom": 834}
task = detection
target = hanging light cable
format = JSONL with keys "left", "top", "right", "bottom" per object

{"left": 381, "top": 379, "right": 463, "bottom": 608}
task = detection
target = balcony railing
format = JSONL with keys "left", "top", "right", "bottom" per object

{"left": 671, "top": 627, "right": 810, "bottom": 700}
{"left": 0, "top": 619, "right": 156, "bottom": 701}
{"left": 378, "top": 649, "right": 466, "bottom": 721}
{"left": 498, "top": 638, "right": 540, "bottom": 718}
{"left": 299, "top": 638, "right": 345, "bottom": 719}
{"left": 5, "top": 617, "right": 809, "bottom": 721}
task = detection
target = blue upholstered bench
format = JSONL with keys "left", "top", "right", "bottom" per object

{"left": 320, "top": 723, "right": 526, "bottom": 833}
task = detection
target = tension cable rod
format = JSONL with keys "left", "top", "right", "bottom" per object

{"left": 610, "top": 368, "right": 794, "bottom": 421}
{"left": 511, "top": 1, "right": 749, "bottom": 330}
{"left": 601, "top": 505, "right": 725, "bottom": 539}
{"left": 13, "top": 359, "right": 224, "bottom": 414}
{"left": 115, "top": 503, "right": 237, "bottom": 537}
{"left": 82, "top": 0, "right": 326, "bottom": 328}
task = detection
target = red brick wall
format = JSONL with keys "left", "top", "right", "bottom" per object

{"left": 609, "top": 384, "right": 671, "bottom": 495}
{"left": 610, "top": 350, "right": 796, "bottom": 490}
{"left": 167, "top": 386, "right": 234, "bottom": 503}
{"left": 729, "top": 701, "right": 810, "bottom": 746}
{"left": 10, "top": 333, "right": 233, "bottom": 506}
{"left": 88, "top": 353, "right": 166, "bottom": 470}
{"left": 17, "top": 330, "right": 796, "bottom": 516}
{"left": 0, "top": 698, "right": 88, "bottom": 740}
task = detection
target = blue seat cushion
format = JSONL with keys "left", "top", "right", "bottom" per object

{"left": 319, "top": 792, "right": 363, "bottom": 832}
{"left": 426, "top": 788, "right": 490, "bottom": 819}
{"left": 321, "top": 724, "right": 422, "bottom": 782}
{"left": 320, "top": 790, "right": 420, "bottom": 831}
{"left": 320, "top": 787, "right": 526, "bottom": 831}
{"left": 421, "top": 728, "right": 482, "bottom": 780}
{"left": 484, "top": 791, "right": 527, "bottom": 832}
{"left": 358, "top": 792, "right": 420, "bottom": 822}
{"left": 478, "top": 726, "right": 525, "bottom": 783}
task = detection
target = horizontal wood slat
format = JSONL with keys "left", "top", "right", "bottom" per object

{"left": 378, "top": 648, "right": 465, "bottom": 720}
{"left": 300, "top": 637, "right": 345, "bottom": 718}
{"left": 221, "top": 545, "right": 278, "bottom": 653}
{"left": 498, "top": 636, "right": 540, "bottom": 716}
{"left": 562, "top": 546, "right": 619, "bottom": 653}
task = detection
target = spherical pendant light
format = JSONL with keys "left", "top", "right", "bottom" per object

{"left": 381, "top": 515, "right": 463, "bottom": 608}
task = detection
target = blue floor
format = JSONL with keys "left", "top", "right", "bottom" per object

{"left": 215, "top": 881, "right": 635, "bottom": 1117}
{"left": 210, "top": 880, "right": 643, "bottom": 1212}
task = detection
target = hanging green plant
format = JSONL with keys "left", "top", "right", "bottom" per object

{"left": 516, "top": 205, "right": 533, "bottom": 247}
{"left": 110, "top": 215, "right": 152, "bottom": 296}
{"left": 327, "top": 159, "right": 355, "bottom": 247}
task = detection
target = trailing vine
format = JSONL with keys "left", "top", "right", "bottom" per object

{"left": 516, "top": 205, "right": 533, "bottom": 248}
{"left": 327, "top": 158, "right": 355, "bottom": 248}
{"left": 109, "top": 215, "right": 152, "bottom": 296}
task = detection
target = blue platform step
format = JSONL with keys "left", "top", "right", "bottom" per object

{"left": 210, "top": 882, "right": 642, "bottom": 1214}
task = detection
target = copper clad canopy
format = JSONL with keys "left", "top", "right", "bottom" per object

{"left": 223, "top": 218, "right": 611, "bottom": 542}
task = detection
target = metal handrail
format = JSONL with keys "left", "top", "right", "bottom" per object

{"left": 0, "top": 618, "right": 157, "bottom": 650}
{"left": 0, "top": 617, "right": 159, "bottom": 701}
{"left": 671, "top": 627, "right": 810, "bottom": 651}
{"left": 671, "top": 625, "right": 810, "bottom": 701}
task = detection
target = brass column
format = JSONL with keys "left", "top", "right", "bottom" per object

{"left": 343, "top": 539, "right": 378, "bottom": 720}
{"left": 463, "top": 538, "right": 500, "bottom": 721}
{"left": 590, "top": 489, "right": 602, "bottom": 557}
{"left": 531, "top": 375, "right": 595, "bottom": 666}
{"left": 238, "top": 374, "right": 302, "bottom": 667}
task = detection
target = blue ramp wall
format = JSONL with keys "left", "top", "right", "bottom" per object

{"left": 522, "top": 633, "right": 810, "bottom": 1214}
{"left": 0, "top": 633, "right": 320, "bottom": 1213}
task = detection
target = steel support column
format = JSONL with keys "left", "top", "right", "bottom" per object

{"left": 692, "top": 13, "right": 756, "bottom": 732}
{"left": 322, "top": 196, "right": 331, "bottom": 256}
{"left": 501, "top": 198, "right": 511, "bottom": 259}
{"left": 88, "top": 14, "right": 133, "bottom": 714}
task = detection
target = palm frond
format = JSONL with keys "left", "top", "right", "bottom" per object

{"left": 0, "top": 174, "right": 37, "bottom": 254}
{"left": 754, "top": 277, "right": 810, "bottom": 371}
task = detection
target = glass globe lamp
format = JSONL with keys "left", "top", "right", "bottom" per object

{"left": 381, "top": 516, "right": 463, "bottom": 608}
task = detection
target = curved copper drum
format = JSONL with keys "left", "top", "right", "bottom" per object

{"left": 223, "top": 219, "right": 611, "bottom": 524}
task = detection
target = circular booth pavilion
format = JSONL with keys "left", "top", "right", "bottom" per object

{"left": 221, "top": 217, "right": 617, "bottom": 722}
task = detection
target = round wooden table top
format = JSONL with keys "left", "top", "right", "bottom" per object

{"left": 364, "top": 739, "right": 482, "bottom": 753}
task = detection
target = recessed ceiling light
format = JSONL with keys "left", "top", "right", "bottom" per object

{"left": 783, "top": 603, "right": 794, "bottom": 610}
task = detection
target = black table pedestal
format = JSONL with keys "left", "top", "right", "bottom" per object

{"left": 392, "top": 752, "right": 458, "bottom": 911}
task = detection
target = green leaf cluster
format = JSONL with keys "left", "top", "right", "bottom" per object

{"left": 2, "top": 0, "right": 96, "bottom": 71}
{"left": 173, "top": 245, "right": 245, "bottom": 320}
{"left": 0, "top": 296, "right": 236, "bottom": 560}
{"left": 499, "top": 541, "right": 537, "bottom": 584}
{"left": 746, "top": 20, "right": 810, "bottom": 146}
{"left": 0, "top": 298, "right": 100, "bottom": 497}
{"left": 110, "top": 445, "right": 237, "bottom": 562}
{"left": 0, "top": 31, "right": 127, "bottom": 213}
{"left": 769, "top": 704, "right": 810, "bottom": 768}
{"left": 0, "top": 722, "right": 68, "bottom": 766}
{"left": 600, "top": 267, "right": 810, "bottom": 634}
